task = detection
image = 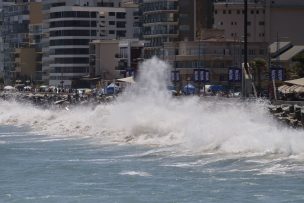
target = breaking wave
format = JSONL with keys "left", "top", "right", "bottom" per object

{"left": 0, "top": 57, "right": 303, "bottom": 156}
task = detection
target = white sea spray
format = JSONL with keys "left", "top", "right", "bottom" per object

{"left": 0, "top": 57, "right": 303, "bottom": 156}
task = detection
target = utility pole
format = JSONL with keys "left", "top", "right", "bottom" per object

{"left": 242, "top": 0, "right": 248, "bottom": 98}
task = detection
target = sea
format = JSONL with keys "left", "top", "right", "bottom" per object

{"left": 1, "top": 58, "right": 304, "bottom": 203}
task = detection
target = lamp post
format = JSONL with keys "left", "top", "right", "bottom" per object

{"left": 242, "top": 0, "right": 248, "bottom": 98}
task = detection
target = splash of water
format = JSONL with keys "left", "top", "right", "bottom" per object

{"left": 0, "top": 57, "right": 303, "bottom": 156}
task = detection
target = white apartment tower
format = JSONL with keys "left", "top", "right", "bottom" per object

{"left": 41, "top": 0, "right": 139, "bottom": 87}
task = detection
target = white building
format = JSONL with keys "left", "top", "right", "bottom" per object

{"left": 40, "top": 1, "right": 139, "bottom": 87}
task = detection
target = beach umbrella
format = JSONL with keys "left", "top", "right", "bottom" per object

{"left": 4, "top": 86, "right": 15, "bottom": 91}
{"left": 106, "top": 83, "right": 119, "bottom": 94}
{"left": 183, "top": 84, "right": 195, "bottom": 95}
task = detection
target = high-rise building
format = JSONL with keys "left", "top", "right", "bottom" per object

{"left": 1, "top": 0, "right": 43, "bottom": 84}
{"left": 41, "top": 1, "right": 140, "bottom": 87}
{"left": 140, "top": 0, "right": 214, "bottom": 58}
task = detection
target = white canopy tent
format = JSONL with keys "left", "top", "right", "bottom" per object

{"left": 116, "top": 77, "right": 136, "bottom": 84}
{"left": 4, "top": 86, "right": 16, "bottom": 91}
{"left": 284, "top": 78, "right": 304, "bottom": 86}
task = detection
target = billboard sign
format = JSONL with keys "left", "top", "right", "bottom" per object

{"left": 171, "top": 70, "right": 180, "bottom": 82}
{"left": 228, "top": 67, "right": 242, "bottom": 82}
{"left": 193, "top": 69, "right": 210, "bottom": 82}
{"left": 270, "top": 65, "right": 284, "bottom": 81}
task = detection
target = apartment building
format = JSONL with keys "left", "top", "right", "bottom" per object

{"left": 141, "top": 0, "right": 214, "bottom": 58}
{"left": 164, "top": 39, "right": 268, "bottom": 88}
{"left": 1, "top": 0, "right": 43, "bottom": 84}
{"left": 213, "top": 0, "right": 304, "bottom": 44}
{"left": 43, "top": 4, "right": 139, "bottom": 87}
{"left": 41, "top": 0, "right": 124, "bottom": 84}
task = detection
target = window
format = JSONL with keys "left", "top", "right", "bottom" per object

{"left": 63, "top": 11, "right": 76, "bottom": 18}
{"left": 116, "top": 12, "right": 126, "bottom": 19}
{"left": 109, "top": 21, "right": 115, "bottom": 25}
{"left": 55, "top": 57, "right": 89, "bottom": 64}
{"left": 50, "top": 12, "right": 61, "bottom": 18}
{"left": 77, "top": 11, "right": 90, "bottom": 18}
{"left": 237, "top": 10, "right": 240, "bottom": 14}
{"left": 228, "top": 10, "right": 231, "bottom": 14}
{"left": 259, "top": 21, "right": 265, "bottom": 26}
{"left": 109, "top": 30, "right": 115, "bottom": 34}
{"left": 109, "top": 12, "right": 115, "bottom": 16}
{"left": 223, "top": 10, "right": 226, "bottom": 14}
{"left": 50, "top": 39, "right": 89, "bottom": 46}
{"left": 117, "top": 30, "right": 126, "bottom": 38}
{"left": 91, "top": 12, "right": 96, "bottom": 18}
{"left": 116, "top": 21, "right": 126, "bottom": 28}
{"left": 91, "top": 21, "right": 96, "bottom": 27}
{"left": 50, "top": 30, "right": 95, "bottom": 37}
{"left": 53, "top": 67, "right": 88, "bottom": 73}
{"left": 50, "top": 20, "right": 93, "bottom": 28}
{"left": 214, "top": 10, "right": 217, "bottom": 14}
{"left": 53, "top": 48, "right": 89, "bottom": 55}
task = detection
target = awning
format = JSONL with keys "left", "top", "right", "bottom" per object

{"left": 278, "top": 84, "right": 304, "bottom": 94}
{"left": 284, "top": 78, "right": 304, "bottom": 86}
{"left": 294, "top": 86, "right": 304, "bottom": 93}
{"left": 278, "top": 85, "right": 290, "bottom": 94}
{"left": 117, "top": 77, "right": 136, "bottom": 84}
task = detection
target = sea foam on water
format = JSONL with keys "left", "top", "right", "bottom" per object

{"left": 0, "top": 57, "right": 304, "bottom": 156}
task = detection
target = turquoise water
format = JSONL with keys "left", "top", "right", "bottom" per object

{"left": 1, "top": 125, "right": 304, "bottom": 203}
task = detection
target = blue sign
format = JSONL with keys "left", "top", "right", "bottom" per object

{"left": 194, "top": 69, "right": 200, "bottom": 82}
{"left": 171, "top": 70, "right": 180, "bottom": 82}
{"left": 204, "top": 70, "right": 210, "bottom": 82}
{"left": 193, "top": 69, "right": 210, "bottom": 82}
{"left": 270, "top": 65, "right": 284, "bottom": 81}
{"left": 228, "top": 67, "right": 242, "bottom": 82}
{"left": 120, "top": 69, "right": 134, "bottom": 77}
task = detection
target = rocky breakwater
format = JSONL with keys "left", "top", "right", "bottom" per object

{"left": 269, "top": 103, "right": 304, "bottom": 128}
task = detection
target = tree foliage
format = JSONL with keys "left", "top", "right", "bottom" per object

{"left": 286, "top": 52, "right": 304, "bottom": 79}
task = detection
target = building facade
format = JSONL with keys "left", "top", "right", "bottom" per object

{"left": 41, "top": 1, "right": 139, "bottom": 87}
{"left": 89, "top": 38, "right": 144, "bottom": 80}
{"left": 1, "top": 1, "right": 43, "bottom": 84}
{"left": 213, "top": 0, "right": 304, "bottom": 44}
{"left": 141, "top": 0, "right": 214, "bottom": 58}
{"left": 164, "top": 39, "right": 268, "bottom": 89}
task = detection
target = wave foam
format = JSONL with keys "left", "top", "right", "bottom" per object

{"left": 0, "top": 57, "right": 303, "bottom": 157}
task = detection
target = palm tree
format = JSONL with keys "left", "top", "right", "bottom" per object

{"left": 250, "top": 58, "right": 267, "bottom": 92}
{"left": 286, "top": 53, "right": 304, "bottom": 79}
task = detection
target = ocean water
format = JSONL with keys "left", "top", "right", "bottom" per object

{"left": 1, "top": 58, "right": 304, "bottom": 202}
